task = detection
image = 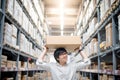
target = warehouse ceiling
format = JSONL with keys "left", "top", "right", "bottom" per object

{"left": 43, "top": 0, "right": 81, "bottom": 36}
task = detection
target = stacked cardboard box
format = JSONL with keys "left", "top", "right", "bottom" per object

{"left": 100, "top": 0, "right": 111, "bottom": 20}
{"left": 100, "top": 75, "right": 113, "bottom": 80}
{"left": 6, "top": 60, "right": 16, "bottom": 68}
{"left": 91, "top": 62, "right": 98, "bottom": 69}
{"left": 7, "top": 60, "right": 13, "bottom": 68}
{"left": 11, "top": 25, "right": 18, "bottom": 48}
{"left": 100, "top": 62, "right": 113, "bottom": 70}
{"left": 33, "top": 0, "right": 44, "bottom": 23}
{"left": 18, "top": 61, "right": 21, "bottom": 69}
{"left": 18, "top": 72, "right": 21, "bottom": 80}
{"left": 22, "top": 13, "right": 29, "bottom": 33}
{"left": 89, "top": 17, "right": 97, "bottom": 36}
{"left": 94, "top": 41, "right": 98, "bottom": 54}
{"left": 14, "top": 0, "right": 22, "bottom": 25}
{"left": 1, "top": 55, "right": 7, "bottom": 67}
{"left": 105, "top": 0, "right": 111, "bottom": 13}
{"left": 28, "top": 77, "right": 34, "bottom": 80}
{"left": 84, "top": 45, "right": 89, "bottom": 57}
{"left": 90, "top": 38, "right": 98, "bottom": 55}
{"left": 6, "top": 0, "right": 14, "bottom": 15}
{"left": 105, "top": 23, "right": 112, "bottom": 48}
{"left": 21, "top": 75, "right": 27, "bottom": 80}
{"left": 102, "top": 75, "right": 108, "bottom": 80}
{"left": 100, "top": 62, "right": 106, "bottom": 69}
{"left": 3, "top": 23, "right": 12, "bottom": 45}
{"left": 20, "top": 34, "right": 25, "bottom": 52}
{"left": 21, "top": 61, "right": 27, "bottom": 69}
{"left": 100, "top": 0, "right": 105, "bottom": 19}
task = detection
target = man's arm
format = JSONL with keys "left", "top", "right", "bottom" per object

{"left": 36, "top": 46, "right": 51, "bottom": 71}
{"left": 38, "top": 46, "right": 48, "bottom": 62}
{"left": 79, "top": 50, "right": 88, "bottom": 59}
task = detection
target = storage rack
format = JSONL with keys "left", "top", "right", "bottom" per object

{"left": 76, "top": 0, "right": 120, "bottom": 80}
{"left": 0, "top": 0, "right": 47, "bottom": 80}
{"left": 0, "top": 0, "right": 6, "bottom": 79}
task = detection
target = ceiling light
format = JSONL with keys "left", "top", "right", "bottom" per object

{"left": 61, "top": 30, "right": 63, "bottom": 36}
{"left": 60, "top": 0, "right": 64, "bottom": 35}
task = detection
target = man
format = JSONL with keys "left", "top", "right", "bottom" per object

{"left": 36, "top": 46, "right": 91, "bottom": 80}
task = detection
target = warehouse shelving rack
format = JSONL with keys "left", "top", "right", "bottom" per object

{"left": 77, "top": 0, "right": 120, "bottom": 80}
{"left": 0, "top": 0, "right": 46, "bottom": 80}
{"left": 0, "top": 0, "right": 6, "bottom": 79}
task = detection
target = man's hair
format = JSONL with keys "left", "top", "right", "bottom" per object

{"left": 54, "top": 47, "right": 67, "bottom": 63}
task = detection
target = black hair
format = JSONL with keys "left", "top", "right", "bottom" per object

{"left": 54, "top": 47, "right": 67, "bottom": 63}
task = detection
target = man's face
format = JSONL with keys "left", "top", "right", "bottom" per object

{"left": 58, "top": 52, "right": 68, "bottom": 64}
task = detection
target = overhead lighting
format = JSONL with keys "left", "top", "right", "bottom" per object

{"left": 61, "top": 30, "right": 63, "bottom": 36}
{"left": 60, "top": 0, "right": 64, "bottom": 35}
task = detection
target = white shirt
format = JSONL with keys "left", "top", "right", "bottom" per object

{"left": 36, "top": 59, "right": 91, "bottom": 80}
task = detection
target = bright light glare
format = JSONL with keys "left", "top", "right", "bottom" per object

{"left": 60, "top": 1, "right": 64, "bottom": 35}
{"left": 61, "top": 30, "right": 63, "bottom": 36}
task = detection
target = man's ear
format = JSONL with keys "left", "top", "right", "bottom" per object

{"left": 57, "top": 58, "right": 59, "bottom": 61}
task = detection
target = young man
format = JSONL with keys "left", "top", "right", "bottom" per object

{"left": 36, "top": 46, "right": 91, "bottom": 80}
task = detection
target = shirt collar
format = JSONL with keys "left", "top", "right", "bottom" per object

{"left": 56, "top": 62, "right": 68, "bottom": 67}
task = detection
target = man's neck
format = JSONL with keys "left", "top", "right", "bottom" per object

{"left": 59, "top": 62, "right": 67, "bottom": 66}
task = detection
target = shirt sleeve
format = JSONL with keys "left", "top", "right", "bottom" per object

{"left": 36, "top": 59, "right": 51, "bottom": 71}
{"left": 75, "top": 58, "right": 91, "bottom": 70}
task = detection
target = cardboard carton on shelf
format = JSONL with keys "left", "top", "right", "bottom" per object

{"left": 46, "top": 36, "right": 81, "bottom": 52}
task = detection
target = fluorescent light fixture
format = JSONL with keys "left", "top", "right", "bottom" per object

{"left": 71, "top": 33, "right": 73, "bottom": 36}
{"left": 60, "top": 0, "right": 64, "bottom": 35}
{"left": 61, "top": 30, "right": 63, "bottom": 36}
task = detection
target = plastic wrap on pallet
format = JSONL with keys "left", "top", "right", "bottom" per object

{"left": 14, "top": 0, "right": 22, "bottom": 25}
{"left": 6, "top": 0, "right": 14, "bottom": 15}
{"left": 12, "top": 24, "right": 17, "bottom": 38}
{"left": 28, "top": 22, "right": 34, "bottom": 38}
{"left": 12, "top": 36, "right": 16, "bottom": 47}
{"left": 105, "top": 0, "right": 111, "bottom": 13}
{"left": 22, "top": 13, "right": 29, "bottom": 33}
{"left": 100, "top": 0, "right": 105, "bottom": 19}
{"left": 4, "top": 23, "right": 12, "bottom": 45}
{"left": 23, "top": 0, "right": 30, "bottom": 12}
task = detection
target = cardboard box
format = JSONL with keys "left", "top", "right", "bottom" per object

{"left": 105, "top": 23, "right": 112, "bottom": 48}
{"left": 46, "top": 36, "right": 81, "bottom": 52}
{"left": 6, "top": 0, "right": 14, "bottom": 15}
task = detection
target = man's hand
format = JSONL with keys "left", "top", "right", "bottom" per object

{"left": 42, "top": 46, "right": 49, "bottom": 54}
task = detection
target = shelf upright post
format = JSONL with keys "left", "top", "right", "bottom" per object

{"left": 112, "top": 13, "right": 117, "bottom": 80}
{"left": 97, "top": 5, "right": 101, "bottom": 23}
{"left": 89, "top": 66, "right": 92, "bottom": 80}
{"left": 15, "top": 28, "right": 21, "bottom": 80}
{"left": 26, "top": 58, "right": 29, "bottom": 80}
{"left": 0, "top": 0, "right": 6, "bottom": 79}
{"left": 112, "top": 13, "right": 118, "bottom": 47}
{"left": 15, "top": 53, "right": 20, "bottom": 80}
{"left": 97, "top": 32, "right": 101, "bottom": 80}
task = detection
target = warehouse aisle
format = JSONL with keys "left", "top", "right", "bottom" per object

{"left": 0, "top": 0, "right": 120, "bottom": 80}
